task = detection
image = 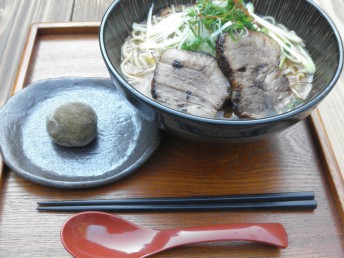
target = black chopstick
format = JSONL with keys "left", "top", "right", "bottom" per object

{"left": 37, "top": 191, "right": 314, "bottom": 206}
{"left": 36, "top": 200, "right": 317, "bottom": 212}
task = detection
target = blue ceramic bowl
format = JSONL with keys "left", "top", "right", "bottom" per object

{"left": 99, "top": 0, "right": 343, "bottom": 141}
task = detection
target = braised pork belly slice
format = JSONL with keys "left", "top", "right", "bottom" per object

{"left": 152, "top": 49, "right": 231, "bottom": 118}
{"left": 217, "top": 31, "right": 294, "bottom": 119}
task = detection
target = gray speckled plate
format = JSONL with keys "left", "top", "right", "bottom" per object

{"left": 0, "top": 78, "right": 160, "bottom": 188}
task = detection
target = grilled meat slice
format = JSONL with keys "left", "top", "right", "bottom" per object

{"left": 217, "top": 31, "right": 294, "bottom": 119}
{"left": 152, "top": 49, "right": 231, "bottom": 118}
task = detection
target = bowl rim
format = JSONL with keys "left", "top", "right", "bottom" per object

{"left": 99, "top": 0, "right": 343, "bottom": 125}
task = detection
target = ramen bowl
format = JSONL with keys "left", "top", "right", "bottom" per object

{"left": 99, "top": 0, "right": 343, "bottom": 141}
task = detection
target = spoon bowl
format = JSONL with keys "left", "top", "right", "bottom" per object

{"left": 61, "top": 211, "right": 288, "bottom": 258}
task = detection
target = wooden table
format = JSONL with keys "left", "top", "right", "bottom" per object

{"left": 0, "top": 1, "right": 344, "bottom": 257}
{"left": 0, "top": 0, "right": 343, "bottom": 197}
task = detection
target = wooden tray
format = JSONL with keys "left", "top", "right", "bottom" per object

{"left": 0, "top": 22, "right": 343, "bottom": 257}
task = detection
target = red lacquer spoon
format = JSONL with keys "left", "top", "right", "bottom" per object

{"left": 61, "top": 211, "right": 288, "bottom": 258}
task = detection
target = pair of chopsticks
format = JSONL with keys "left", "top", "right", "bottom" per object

{"left": 37, "top": 191, "right": 317, "bottom": 212}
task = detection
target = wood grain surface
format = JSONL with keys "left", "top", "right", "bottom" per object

{"left": 0, "top": 23, "right": 343, "bottom": 258}
{"left": 72, "top": 0, "right": 113, "bottom": 21}
{"left": 0, "top": 0, "right": 74, "bottom": 107}
{"left": 313, "top": 0, "right": 344, "bottom": 193}
{"left": 0, "top": 0, "right": 343, "bottom": 189}
{"left": 0, "top": 0, "right": 344, "bottom": 257}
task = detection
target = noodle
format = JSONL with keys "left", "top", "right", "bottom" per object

{"left": 120, "top": 2, "right": 315, "bottom": 117}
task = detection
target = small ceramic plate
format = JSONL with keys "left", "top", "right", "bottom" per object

{"left": 0, "top": 78, "right": 160, "bottom": 188}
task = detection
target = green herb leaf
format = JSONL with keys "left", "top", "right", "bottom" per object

{"left": 181, "top": 0, "right": 255, "bottom": 54}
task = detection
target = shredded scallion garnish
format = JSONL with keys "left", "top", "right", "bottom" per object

{"left": 246, "top": 2, "right": 315, "bottom": 73}
{"left": 181, "top": 0, "right": 256, "bottom": 53}
{"left": 121, "top": 0, "right": 315, "bottom": 102}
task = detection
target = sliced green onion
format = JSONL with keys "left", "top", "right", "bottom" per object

{"left": 132, "top": 23, "right": 147, "bottom": 32}
{"left": 146, "top": 4, "right": 154, "bottom": 39}
{"left": 249, "top": 11, "right": 303, "bottom": 44}
{"left": 297, "top": 45, "right": 316, "bottom": 74}
{"left": 246, "top": 2, "right": 254, "bottom": 13}
{"left": 210, "top": 21, "right": 233, "bottom": 38}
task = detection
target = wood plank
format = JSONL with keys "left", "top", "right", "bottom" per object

{"left": 0, "top": 0, "right": 74, "bottom": 191}
{"left": 0, "top": 0, "right": 74, "bottom": 108}
{"left": 11, "top": 22, "right": 103, "bottom": 96}
{"left": 27, "top": 25, "right": 109, "bottom": 85}
{"left": 1, "top": 0, "right": 343, "bottom": 195}
{"left": 0, "top": 23, "right": 344, "bottom": 258}
{"left": 312, "top": 0, "right": 344, "bottom": 192}
{"left": 72, "top": 0, "right": 113, "bottom": 21}
{"left": 310, "top": 110, "right": 344, "bottom": 220}
{"left": 32, "top": 0, "right": 74, "bottom": 23}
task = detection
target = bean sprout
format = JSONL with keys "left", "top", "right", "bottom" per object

{"left": 120, "top": 2, "right": 315, "bottom": 104}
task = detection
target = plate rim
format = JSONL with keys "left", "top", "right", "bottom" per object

{"left": 0, "top": 77, "right": 160, "bottom": 188}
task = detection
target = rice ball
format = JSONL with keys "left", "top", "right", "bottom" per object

{"left": 46, "top": 102, "right": 97, "bottom": 147}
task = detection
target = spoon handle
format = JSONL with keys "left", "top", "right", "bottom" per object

{"left": 162, "top": 223, "right": 288, "bottom": 249}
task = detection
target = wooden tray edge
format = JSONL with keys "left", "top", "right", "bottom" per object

{"left": 0, "top": 22, "right": 100, "bottom": 192}
{"left": 11, "top": 22, "right": 100, "bottom": 95}
{"left": 1, "top": 23, "right": 344, "bottom": 222}
{"left": 309, "top": 110, "right": 344, "bottom": 220}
